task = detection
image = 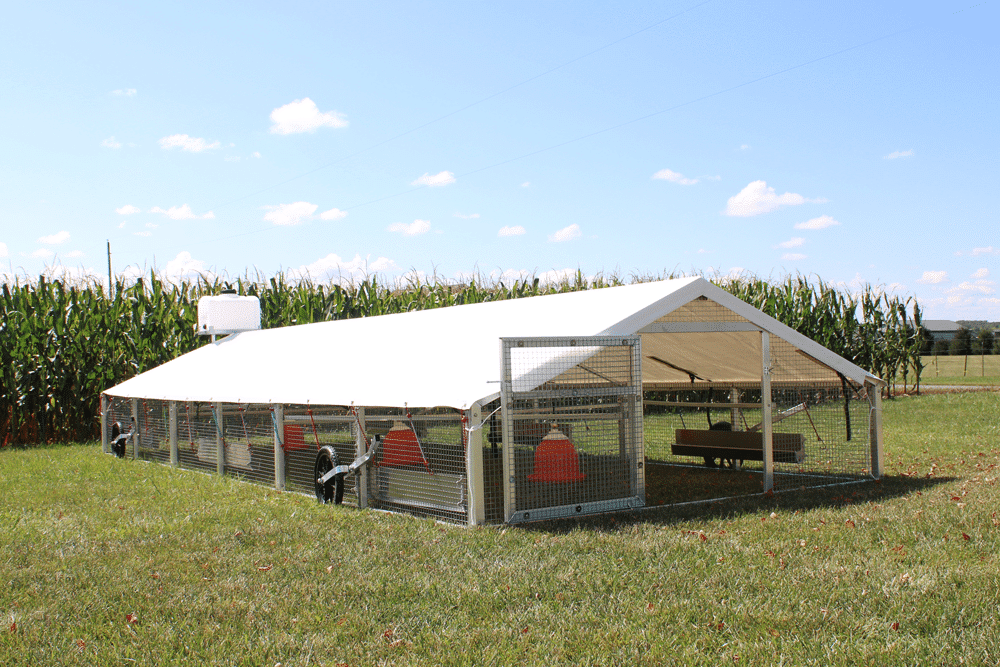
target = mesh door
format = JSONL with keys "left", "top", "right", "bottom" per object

{"left": 500, "top": 336, "right": 644, "bottom": 523}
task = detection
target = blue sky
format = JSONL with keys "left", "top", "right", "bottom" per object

{"left": 1, "top": 0, "right": 997, "bottom": 320}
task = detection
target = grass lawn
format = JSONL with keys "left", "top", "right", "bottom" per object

{"left": 2, "top": 391, "right": 999, "bottom": 665}
{"left": 897, "top": 355, "right": 1000, "bottom": 388}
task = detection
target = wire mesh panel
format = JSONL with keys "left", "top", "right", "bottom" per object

{"left": 177, "top": 401, "right": 221, "bottom": 474}
{"left": 500, "top": 336, "right": 644, "bottom": 523}
{"left": 767, "top": 335, "right": 874, "bottom": 490}
{"left": 135, "top": 399, "right": 170, "bottom": 464}
{"left": 642, "top": 384, "right": 769, "bottom": 503}
{"left": 365, "top": 407, "right": 468, "bottom": 524}
{"left": 220, "top": 404, "right": 276, "bottom": 486}
{"left": 283, "top": 406, "right": 358, "bottom": 504}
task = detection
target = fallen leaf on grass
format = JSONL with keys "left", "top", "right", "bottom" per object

{"left": 326, "top": 565, "right": 334, "bottom": 574}
{"left": 75, "top": 639, "right": 86, "bottom": 652}
{"left": 962, "top": 533, "right": 971, "bottom": 541}
{"left": 891, "top": 621, "right": 900, "bottom": 631}
{"left": 845, "top": 520, "right": 856, "bottom": 528}
{"left": 125, "top": 613, "right": 138, "bottom": 624}
{"left": 9, "top": 622, "right": 16, "bottom": 633}
{"left": 258, "top": 565, "right": 273, "bottom": 572}
{"left": 768, "top": 628, "right": 780, "bottom": 637}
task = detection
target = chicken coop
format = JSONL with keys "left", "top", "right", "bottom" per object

{"left": 102, "top": 277, "right": 884, "bottom": 525}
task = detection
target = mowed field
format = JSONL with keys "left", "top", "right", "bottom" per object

{"left": 1, "top": 391, "right": 999, "bottom": 666}
{"left": 916, "top": 354, "right": 1000, "bottom": 387}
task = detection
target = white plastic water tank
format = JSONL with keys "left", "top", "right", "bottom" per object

{"left": 197, "top": 291, "right": 261, "bottom": 336}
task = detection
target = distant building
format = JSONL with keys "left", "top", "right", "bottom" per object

{"left": 924, "top": 320, "right": 962, "bottom": 342}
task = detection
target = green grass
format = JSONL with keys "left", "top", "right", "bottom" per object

{"left": 2, "top": 391, "right": 999, "bottom": 665}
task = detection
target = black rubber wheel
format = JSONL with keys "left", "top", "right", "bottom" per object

{"left": 110, "top": 422, "right": 126, "bottom": 458}
{"left": 314, "top": 446, "right": 344, "bottom": 505}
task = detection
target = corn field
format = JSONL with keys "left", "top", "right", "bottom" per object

{"left": 0, "top": 270, "right": 922, "bottom": 446}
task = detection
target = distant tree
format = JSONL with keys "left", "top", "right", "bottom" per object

{"left": 980, "top": 328, "right": 997, "bottom": 355}
{"left": 950, "top": 327, "right": 972, "bottom": 355}
{"left": 933, "top": 338, "right": 950, "bottom": 356}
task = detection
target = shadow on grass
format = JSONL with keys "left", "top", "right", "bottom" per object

{"left": 519, "top": 471, "right": 957, "bottom": 534}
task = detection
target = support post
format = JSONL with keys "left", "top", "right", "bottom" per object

{"left": 467, "top": 403, "right": 485, "bottom": 526}
{"left": 130, "top": 398, "right": 140, "bottom": 460}
{"left": 215, "top": 402, "right": 224, "bottom": 475}
{"left": 100, "top": 394, "right": 108, "bottom": 455}
{"left": 730, "top": 387, "right": 740, "bottom": 431}
{"left": 169, "top": 401, "right": 178, "bottom": 467}
{"left": 273, "top": 404, "right": 285, "bottom": 491}
{"left": 761, "top": 332, "right": 774, "bottom": 493}
{"left": 869, "top": 381, "right": 884, "bottom": 479}
{"left": 355, "top": 406, "right": 367, "bottom": 508}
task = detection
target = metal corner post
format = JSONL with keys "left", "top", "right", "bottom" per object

{"left": 273, "top": 403, "right": 285, "bottom": 490}
{"left": 869, "top": 381, "right": 884, "bottom": 479}
{"left": 467, "top": 402, "right": 485, "bottom": 526}
{"left": 355, "top": 406, "right": 367, "bottom": 507}
{"left": 761, "top": 331, "right": 774, "bottom": 493}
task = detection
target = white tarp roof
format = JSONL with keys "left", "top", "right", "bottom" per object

{"left": 105, "top": 277, "right": 881, "bottom": 408}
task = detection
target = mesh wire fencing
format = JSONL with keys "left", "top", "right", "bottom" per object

{"left": 500, "top": 336, "right": 645, "bottom": 523}
{"left": 364, "top": 407, "right": 468, "bottom": 524}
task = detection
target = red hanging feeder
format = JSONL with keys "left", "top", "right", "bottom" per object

{"left": 528, "top": 425, "right": 585, "bottom": 483}
{"left": 381, "top": 420, "right": 431, "bottom": 470}
{"left": 283, "top": 424, "right": 307, "bottom": 451}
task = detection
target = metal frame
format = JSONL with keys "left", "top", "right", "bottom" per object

{"left": 500, "top": 335, "right": 644, "bottom": 524}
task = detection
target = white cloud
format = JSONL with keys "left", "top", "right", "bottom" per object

{"left": 101, "top": 136, "right": 122, "bottom": 149}
{"left": 776, "top": 237, "right": 805, "bottom": 249}
{"left": 884, "top": 149, "right": 914, "bottom": 160}
{"left": 145, "top": 222, "right": 158, "bottom": 229}
{"left": 251, "top": 151, "right": 261, "bottom": 158}
{"left": 111, "top": 88, "right": 137, "bottom": 97}
{"left": 30, "top": 248, "right": 54, "bottom": 258}
{"left": 0, "top": 242, "right": 7, "bottom": 257}
{"left": 150, "top": 204, "right": 215, "bottom": 220}
{"left": 972, "top": 246, "right": 997, "bottom": 256}
{"left": 388, "top": 219, "right": 431, "bottom": 236}
{"left": 652, "top": 168, "right": 698, "bottom": 185}
{"left": 548, "top": 224, "right": 581, "bottom": 243}
{"left": 739, "top": 144, "right": 750, "bottom": 151}
{"left": 916, "top": 270, "right": 948, "bottom": 284}
{"left": 724, "top": 180, "right": 825, "bottom": 217}
{"left": 261, "top": 201, "right": 318, "bottom": 226}
{"left": 292, "top": 253, "right": 398, "bottom": 283}
{"left": 158, "top": 134, "right": 222, "bottom": 152}
{"left": 411, "top": 171, "right": 456, "bottom": 187}
{"left": 454, "top": 212, "right": 480, "bottom": 219}
{"left": 782, "top": 253, "right": 806, "bottom": 261}
{"left": 498, "top": 226, "right": 526, "bottom": 237}
{"left": 115, "top": 204, "right": 141, "bottom": 215}
{"left": 38, "top": 230, "right": 70, "bottom": 245}
{"left": 794, "top": 215, "right": 840, "bottom": 230}
{"left": 521, "top": 182, "right": 531, "bottom": 188}
{"left": 118, "top": 221, "right": 127, "bottom": 229}
{"left": 319, "top": 207, "right": 347, "bottom": 221}
{"left": 164, "top": 251, "right": 210, "bottom": 282}
{"left": 949, "top": 279, "right": 996, "bottom": 295}
{"left": 269, "top": 98, "right": 348, "bottom": 134}
{"left": 972, "top": 268, "right": 989, "bottom": 279}
{"left": 133, "top": 231, "right": 152, "bottom": 237}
